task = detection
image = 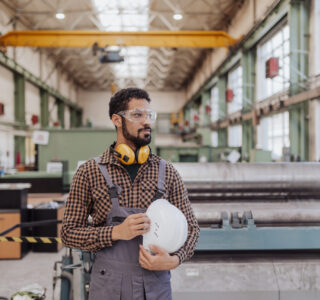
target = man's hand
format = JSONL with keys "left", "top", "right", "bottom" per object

{"left": 112, "top": 213, "right": 150, "bottom": 241}
{"left": 139, "top": 244, "right": 179, "bottom": 271}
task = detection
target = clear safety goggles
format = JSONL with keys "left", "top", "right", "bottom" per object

{"left": 117, "top": 109, "right": 157, "bottom": 123}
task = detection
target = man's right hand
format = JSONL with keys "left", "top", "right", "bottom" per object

{"left": 112, "top": 213, "right": 150, "bottom": 241}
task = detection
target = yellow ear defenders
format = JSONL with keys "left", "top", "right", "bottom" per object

{"left": 112, "top": 144, "right": 150, "bottom": 165}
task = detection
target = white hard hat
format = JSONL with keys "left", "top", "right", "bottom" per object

{"left": 143, "top": 199, "right": 188, "bottom": 253}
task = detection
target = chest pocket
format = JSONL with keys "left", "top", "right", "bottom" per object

{"left": 139, "top": 178, "right": 168, "bottom": 204}
{"left": 139, "top": 178, "right": 157, "bottom": 203}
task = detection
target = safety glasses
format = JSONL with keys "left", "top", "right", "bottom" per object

{"left": 117, "top": 109, "right": 157, "bottom": 123}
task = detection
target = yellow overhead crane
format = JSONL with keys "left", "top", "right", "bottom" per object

{"left": 0, "top": 30, "right": 240, "bottom": 48}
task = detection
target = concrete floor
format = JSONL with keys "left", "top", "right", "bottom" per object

{"left": 2, "top": 247, "right": 320, "bottom": 300}
{"left": 0, "top": 248, "right": 64, "bottom": 300}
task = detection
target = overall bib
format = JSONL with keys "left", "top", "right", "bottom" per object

{"left": 89, "top": 158, "right": 172, "bottom": 300}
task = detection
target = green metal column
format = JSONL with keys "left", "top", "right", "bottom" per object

{"left": 289, "top": 0, "right": 310, "bottom": 96}
{"left": 218, "top": 75, "right": 227, "bottom": 146}
{"left": 241, "top": 50, "right": 255, "bottom": 158}
{"left": 57, "top": 99, "right": 65, "bottom": 128}
{"left": 289, "top": 102, "right": 309, "bottom": 160}
{"left": 201, "top": 91, "right": 211, "bottom": 126}
{"left": 14, "top": 136, "right": 25, "bottom": 165}
{"left": 40, "top": 88, "right": 49, "bottom": 128}
{"left": 242, "top": 50, "right": 255, "bottom": 112}
{"left": 76, "top": 110, "right": 82, "bottom": 127}
{"left": 70, "top": 108, "right": 76, "bottom": 128}
{"left": 242, "top": 120, "right": 254, "bottom": 161}
{"left": 14, "top": 72, "right": 25, "bottom": 127}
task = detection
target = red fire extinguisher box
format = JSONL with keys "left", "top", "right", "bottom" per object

{"left": 265, "top": 57, "right": 279, "bottom": 78}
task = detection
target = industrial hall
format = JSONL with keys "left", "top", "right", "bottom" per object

{"left": 0, "top": 0, "right": 320, "bottom": 299}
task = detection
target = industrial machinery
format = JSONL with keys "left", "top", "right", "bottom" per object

{"left": 56, "top": 162, "right": 320, "bottom": 300}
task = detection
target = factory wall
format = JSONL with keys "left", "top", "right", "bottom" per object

{"left": 78, "top": 89, "right": 186, "bottom": 128}
{"left": 0, "top": 4, "right": 82, "bottom": 170}
{"left": 48, "top": 96, "right": 58, "bottom": 127}
{"left": 310, "top": 0, "right": 320, "bottom": 78}
{"left": 183, "top": 0, "right": 320, "bottom": 162}
{"left": 78, "top": 90, "right": 113, "bottom": 128}
{"left": 0, "top": 65, "right": 14, "bottom": 124}
{"left": 186, "top": 0, "right": 274, "bottom": 100}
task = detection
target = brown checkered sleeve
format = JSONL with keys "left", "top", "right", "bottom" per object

{"left": 61, "top": 164, "right": 114, "bottom": 252}
{"left": 166, "top": 162, "right": 200, "bottom": 264}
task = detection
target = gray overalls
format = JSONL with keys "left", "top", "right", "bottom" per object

{"left": 89, "top": 158, "right": 172, "bottom": 300}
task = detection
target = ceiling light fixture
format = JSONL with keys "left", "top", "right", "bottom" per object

{"left": 55, "top": 12, "right": 65, "bottom": 20}
{"left": 173, "top": 13, "right": 183, "bottom": 20}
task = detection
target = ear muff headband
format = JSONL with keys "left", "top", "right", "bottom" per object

{"left": 114, "top": 144, "right": 150, "bottom": 165}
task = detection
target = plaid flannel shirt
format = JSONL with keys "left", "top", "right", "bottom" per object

{"left": 61, "top": 148, "right": 199, "bottom": 263}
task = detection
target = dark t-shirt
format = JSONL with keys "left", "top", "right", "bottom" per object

{"left": 123, "top": 163, "right": 141, "bottom": 183}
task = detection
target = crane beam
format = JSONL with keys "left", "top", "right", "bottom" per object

{"left": 0, "top": 30, "right": 241, "bottom": 48}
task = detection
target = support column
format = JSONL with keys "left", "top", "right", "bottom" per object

{"left": 57, "top": 99, "right": 65, "bottom": 129}
{"left": 70, "top": 108, "right": 76, "bottom": 128}
{"left": 242, "top": 50, "right": 255, "bottom": 112}
{"left": 14, "top": 72, "right": 25, "bottom": 127}
{"left": 241, "top": 50, "right": 255, "bottom": 158}
{"left": 40, "top": 88, "right": 49, "bottom": 128}
{"left": 289, "top": 0, "right": 310, "bottom": 96}
{"left": 200, "top": 91, "right": 211, "bottom": 126}
{"left": 218, "top": 75, "right": 227, "bottom": 146}
{"left": 289, "top": 102, "right": 309, "bottom": 160}
{"left": 242, "top": 120, "right": 254, "bottom": 161}
{"left": 76, "top": 110, "right": 82, "bottom": 128}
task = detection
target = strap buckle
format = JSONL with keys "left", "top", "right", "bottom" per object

{"left": 154, "top": 188, "right": 165, "bottom": 200}
{"left": 109, "top": 186, "right": 118, "bottom": 199}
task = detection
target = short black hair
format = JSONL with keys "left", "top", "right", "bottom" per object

{"left": 109, "top": 88, "right": 151, "bottom": 119}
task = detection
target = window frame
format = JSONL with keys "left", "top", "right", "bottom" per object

{"left": 256, "top": 19, "right": 290, "bottom": 101}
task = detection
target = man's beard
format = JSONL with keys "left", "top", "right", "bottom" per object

{"left": 122, "top": 118, "right": 152, "bottom": 148}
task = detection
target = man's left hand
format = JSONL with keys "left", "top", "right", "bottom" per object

{"left": 139, "top": 244, "right": 179, "bottom": 271}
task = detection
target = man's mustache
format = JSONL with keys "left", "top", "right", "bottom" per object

{"left": 138, "top": 126, "right": 152, "bottom": 133}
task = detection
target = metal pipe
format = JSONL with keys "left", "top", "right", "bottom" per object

{"left": 173, "top": 162, "right": 320, "bottom": 191}
{"left": 60, "top": 271, "right": 73, "bottom": 300}
{"left": 192, "top": 203, "right": 320, "bottom": 224}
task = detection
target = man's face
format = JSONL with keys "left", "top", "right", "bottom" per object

{"left": 121, "top": 98, "right": 153, "bottom": 148}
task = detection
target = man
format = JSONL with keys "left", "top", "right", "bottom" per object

{"left": 61, "top": 88, "right": 199, "bottom": 300}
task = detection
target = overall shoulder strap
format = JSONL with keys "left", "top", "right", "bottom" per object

{"left": 93, "top": 157, "right": 120, "bottom": 203}
{"left": 153, "top": 159, "right": 166, "bottom": 200}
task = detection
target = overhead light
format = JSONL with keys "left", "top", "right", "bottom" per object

{"left": 55, "top": 12, "right": 65, "bottom": 20}
{"left": 100, "top": 51, "right": 124, "bottom": 63}
{"left": 173, "top": 13, "right": 183, "bottom": 20}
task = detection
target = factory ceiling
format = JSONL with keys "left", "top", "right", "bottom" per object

{"left": 0, "top": 0, "right": 244, "bottom": 92}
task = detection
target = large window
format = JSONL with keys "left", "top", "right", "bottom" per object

{"left": 256, "top": 24, "right": 290, "bottom": 101}
{"left": 257, "top": 111, "right": 290, "bottom": 160}
{"left": 227, "top": 65, "right": 243, "bottom": 114}
{"left": 211, "top": 131, "right": 218, "bottom": 147}
{"left": 228, "top": 124, "right": 242, "bottom": 147}
{"left": 210, "top": 85, "right": 219, "bottom": 122}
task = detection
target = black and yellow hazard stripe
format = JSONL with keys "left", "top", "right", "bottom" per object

{"left": 0, "top": 236, "right": 62, "bottom": 243}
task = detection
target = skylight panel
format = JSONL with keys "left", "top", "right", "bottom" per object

{"left": 93, "top": 0, "right": 150, "bottom": 86}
